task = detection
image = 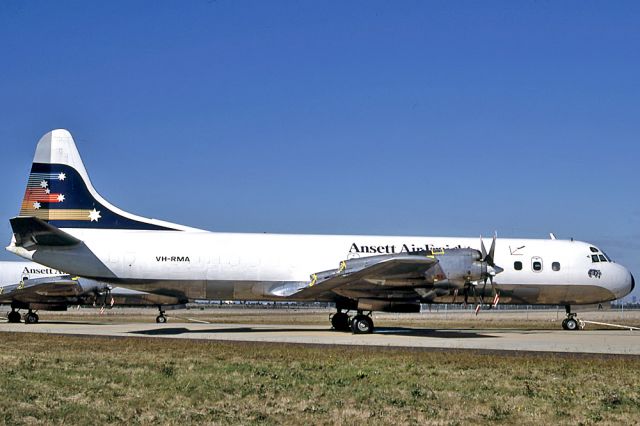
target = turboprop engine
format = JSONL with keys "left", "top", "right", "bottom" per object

{"left": 424, "top": 249, "right": 501, "bottom": 286}
{"left": 423, "top": 248, "right": 485, "bottom": 288}
{"left": 422, "top": 236, "right": 504, "bottom": 304}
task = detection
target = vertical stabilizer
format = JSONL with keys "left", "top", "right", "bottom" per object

{"left": 17, "top": 129, "right": 191, "bottom": 231}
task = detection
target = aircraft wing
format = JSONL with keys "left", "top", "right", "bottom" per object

{"left": 289, "top": 254, "right": 438, "bottom": 300}
{"left": 0, "top": 275, "right": 83, "bottom": 302}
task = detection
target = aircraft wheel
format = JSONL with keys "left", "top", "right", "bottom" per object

{"left": 564, "top": 318, "right": 579, "bottom": 331}
{"left": 156, "top": 315, "right": 167, "bottom": 324}
{"left": 351, "top": 315, "right": 374, "bottom": 334}
{"left": 561, "top": 319, "right": 568, "bottom": 330}
{"left": 24, "top": 312, "right": 38, "bottom": 325}
{"left": 331, "top": 312, "right": 350, "bottom": 331}
{"left": 7, "top": 311, "right": 21, "bottom": 323}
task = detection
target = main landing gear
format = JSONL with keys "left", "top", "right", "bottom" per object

{"left": 330, "top": 310, "right": 375, "bottom": 334}
{"left": 156, "top": 306, "right": 167, "bottom": 324}
{"left": 24, "top": 310, "right": 39, "bottom": 325}
{"left": 6, "top": 309, "right": 39, "bottom": 324}
{"left": 7, "top": 309, "right": 21, "bottom": 323}
{"left": 562, "top": 305, "right": 582, "bottom": 331}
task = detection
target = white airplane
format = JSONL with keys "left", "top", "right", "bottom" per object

{"left": 6, "top": 130, "right": 635, "bottom": 332}
{"left": 0, "top": 260, "right": 182, "bottom": 323}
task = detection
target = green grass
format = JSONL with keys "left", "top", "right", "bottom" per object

{"left": 1, "top": 332, "right": 639, "bottom": 425}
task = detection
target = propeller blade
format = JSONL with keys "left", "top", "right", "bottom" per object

{"left": 487, "top": 232, "right": 497, "bottom": 265}
{"left": 480, "top": 235, "right": 487, "bottom": 260}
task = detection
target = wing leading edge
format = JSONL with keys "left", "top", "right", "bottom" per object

{"left": 290, "top": 253, "right": 438, "bottom": 300}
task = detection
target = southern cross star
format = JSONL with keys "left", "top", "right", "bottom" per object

{"left": 88, "top": 208, "right": 102, "bottom": 222}
{"left": 58, "top": 172, "right": 66, "bottom": 181}
{"left": 33, "top": 201, "right": 41, "bottom": 209}
{"left": 40, "top": 180, "right": 48, "bottom": 188}
{"left": 57, "top": 194, "right": 65, "bottom": 202}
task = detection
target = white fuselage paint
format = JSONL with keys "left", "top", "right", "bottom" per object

{"left": 0, "top": 261, "right": 65, "bottom": 286}
{"left": 11, "top": 229, "right": 631, "bottom": 305}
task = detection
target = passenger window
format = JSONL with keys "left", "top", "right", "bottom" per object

{"left": 591, "top": 255, "right": 600, "bottom": 263}
{"left": 599, "top": 255, "right": 607, "bottom": 262}
{"left": 552, "top": 262, "right": 560, "bottom": 271}
{"left": 514, "top": 261, "right": 522, "bottom": 271}
{"left": 532, "top": 257, "right": 543, "bottom": 272}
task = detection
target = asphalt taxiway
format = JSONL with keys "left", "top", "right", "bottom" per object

{"left": 1, "top": 320, "right": 639, "bottom": 355}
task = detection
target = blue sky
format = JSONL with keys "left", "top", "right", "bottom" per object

{"left": 1, "top": 1, "right": 639, "bottom": 299}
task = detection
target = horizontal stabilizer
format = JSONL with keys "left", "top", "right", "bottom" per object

{"left": 10, "top": 216, "right": 81, "bottom": 250}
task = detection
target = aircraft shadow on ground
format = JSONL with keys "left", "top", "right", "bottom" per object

{"left": 130, "top": 326, "right": 493, "bottom": 339}
{"left": 376, "top": 328, "right": 493, "bottom": 338}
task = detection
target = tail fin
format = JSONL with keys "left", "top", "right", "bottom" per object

{"left": 16, "top": 129, "right": 190, "bottom": 231}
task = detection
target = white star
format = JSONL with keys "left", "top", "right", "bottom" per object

{"left": 58, "top": 172, "right": 66, "bottom": 181}
{"left": 40, "top": 180, "right": 48, "bottom": 188}
{"left": 45, "top": 188, "right": 51, "bottom": 194}
{"left": 88, "top": 209, "right": 102, "bottom": 222}
{"left": 57, "top": 194, "right": 65, "bottom": 202}
{"left": 33, "top": 201, "right": 41, "bottom": 209}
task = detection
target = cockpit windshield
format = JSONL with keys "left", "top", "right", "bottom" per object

{"left": 589, "top": 247, "right": 612, "bottom": 263}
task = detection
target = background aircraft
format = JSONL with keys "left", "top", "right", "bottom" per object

{"left": 6, "top": 130, "right": 634, "bottom": 332}
{"left": 0, "top": 260, "right": 182, "bottom": 324}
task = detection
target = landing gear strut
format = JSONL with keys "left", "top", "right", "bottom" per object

{"left": 156, "top": 306, "right": 167, "bottom": 324}
{"left": 24, "top": 310, "right": 39, "bottom": 325}
{"left": 562, "top": 305, "right": 582, "bottom": 331}
{"left": 7, "top": 309, "right": 21, "bottom": 323}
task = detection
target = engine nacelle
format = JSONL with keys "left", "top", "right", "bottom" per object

{"left": 424, "top": 248, "right": 487, "bottom": 287}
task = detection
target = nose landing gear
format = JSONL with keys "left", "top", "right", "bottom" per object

{"left": 156, "top": 306, "right": 167, "bottom": 323}
{"left": 562, "top": 306, "right": 583, "bottom": 331}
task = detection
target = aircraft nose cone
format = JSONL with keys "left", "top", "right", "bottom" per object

{"left": 614, "top": 268, "right": 634, "bottom": 299}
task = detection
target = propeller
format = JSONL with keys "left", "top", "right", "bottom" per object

{"left": 454, "top": 234, "right": 504, "bottom": 313}
{"left": 477, "top": 233, "right": 504, "bottom": 314}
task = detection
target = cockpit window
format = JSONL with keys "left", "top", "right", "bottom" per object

{"left": 602, "top": 251, "right": 612, "bottom": 261}
{"left": 590, "top": 247, "right": 599, "bottom": 253}
{"left": 599, "top": 254, "right": 607, "bottom": 262}
{"left": 591, "top": 255, "right": 600, "bottom": 263}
